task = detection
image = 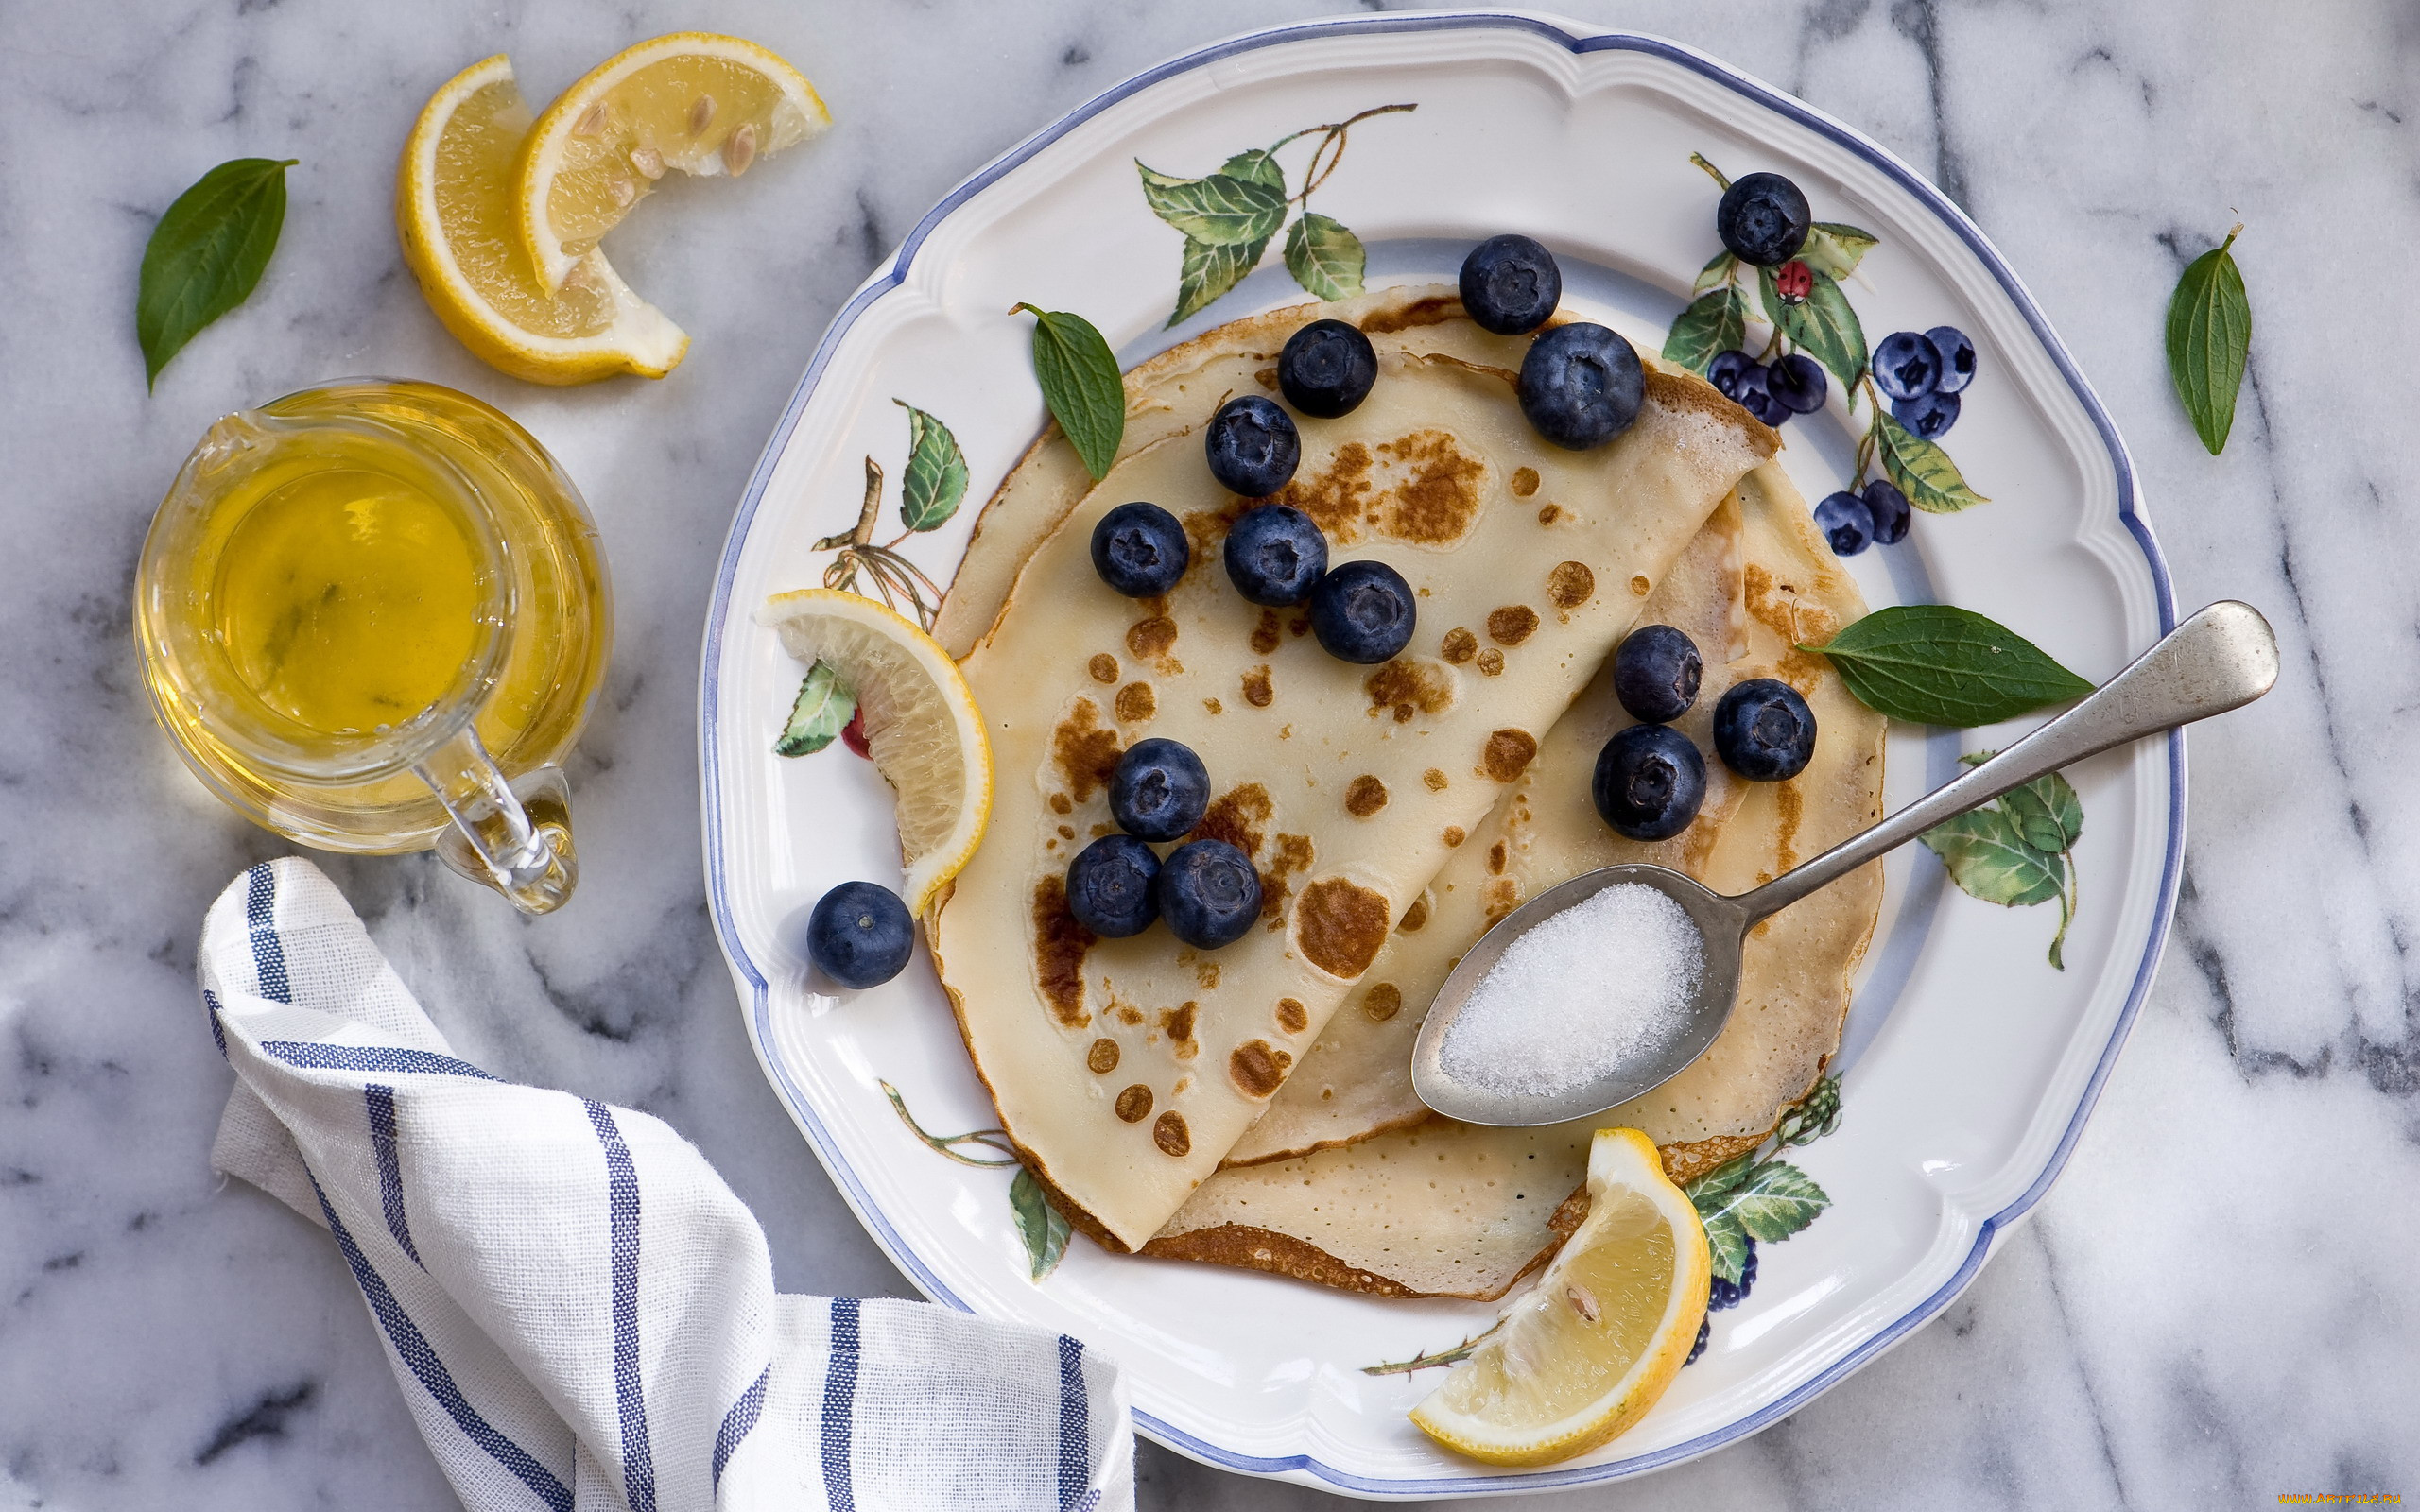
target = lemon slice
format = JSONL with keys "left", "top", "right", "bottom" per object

{"left": 396, "top": 55, "right": 687, "bottom": 385}
{"left": 758, "top": 591, "right": 992, "bottom": 917}
{"left": 516, "top": 33, "right": 830, "bottom": 294}
{"left": 1410, "top": 1128, "right": 1711, "bottom": 1467}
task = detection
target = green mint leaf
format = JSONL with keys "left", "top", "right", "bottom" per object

{"left": 2166, "top": 225, "right": 2250, "bottom": 455}
{"left": 1699, "top": 1205, "right": 1752, "bottom": 1285}
{"left": 1800, "top": 222, "right": 1878, "bottom": 282}
{"left": 892, "top": 400, "right": 968, "bottom": 532}
{"left": 1707, "top": 1160, "right": 1831, "bottom": 1244}
{"left": 1692, "top": 249, "right": 1737, "bottom": 296}
{"left": 1133, "top": 160, "right": 1288, "bottom": 248}
{"left": 1167, "top": 232, "right": 1270, "bottom": 326}
{"left": 1662, "top": 285, "right": 1748, "bottom": 375}
{"left": 1874, "top": 409, "right": 1991, "bottom": 513}
{"left": 1283, "top": 212, "right": 1366, "bottom": 300}
{"left": 1010, "top": 1165, "right": 1071, "bottom": 1280}
{"left": 1014, "top": 303, "right": 1124, "bottom": 480}
{"left": 1804, "top": 604, "right": 2095, "bottom": 727}
{"left": 774, "top": 660, "right": 856, "bottom": 755}
{"left": 1923, "top": 806, "right": 2066, "bottom": 907}
{"left": 137, "top": 157, "right": 297, "bottom": 387}
{"left": 1760, "top": 264, "right": 1868, "bottom": 394}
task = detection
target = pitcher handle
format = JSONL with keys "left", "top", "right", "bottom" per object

{"left": 414, "top": 726, "right": 578, "bottom": 915}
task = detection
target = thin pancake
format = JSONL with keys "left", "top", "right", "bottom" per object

{"left": 929, "top": 286, "right": 1777, "bottom": 1251}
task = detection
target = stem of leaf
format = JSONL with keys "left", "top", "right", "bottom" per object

{"left": 1690, "top": 151, "right": 1733, "bottom": 192}
{"left": 881, "top": 1080, "right": 1021, "bottom": 1167}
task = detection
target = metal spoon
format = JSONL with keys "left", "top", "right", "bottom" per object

{"left": 1411, "top": 600, "right": 2280, "bottom": 1127}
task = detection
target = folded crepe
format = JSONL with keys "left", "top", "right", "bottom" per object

{"left": 1142, "top": 460, "right": 1885, "bottom": 1297}
{"left": 928, "top": 285, "right": 1778, "bottom": 1252}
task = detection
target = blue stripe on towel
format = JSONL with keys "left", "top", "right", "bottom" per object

{"left": 584, "top": 1102, "right": 655, "bottom": 1512}
{"left": 258, "top": 1041, "right": 499, "bottom": 1080}
{"left": 201, "top": 988, "right": 227, "bottom": 1058}
{"left": 712, "top": 1366, "right": 770, "bottom": 1489}
{"left": 244, "top": 864, "right": 291, "bottom": 1004}
{"left": 304, "top": 1166, "right": 573, "bottom": 1512}
{"left": 1057, "top": 1334, "right": 1091, "bottom": 1509}
{"left": 364, "top": 1086, "right": 422, "bottom": 1267}
{"left": 821, "top": 1297, "right": 860, "bottom": 1511}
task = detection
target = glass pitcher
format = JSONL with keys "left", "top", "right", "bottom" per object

{"left": 135, "top": 379, "right": 611, "bottom": 914}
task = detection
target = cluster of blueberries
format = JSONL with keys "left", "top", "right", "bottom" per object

{"left": 1873, "top": 325, "right": 1976, "bottom": 440}
{"left": 1063, "top": 741, "right": 1258, "bottom": 946}
{"left": 1592, "top": 625, "right": 1818, "bottom": 842}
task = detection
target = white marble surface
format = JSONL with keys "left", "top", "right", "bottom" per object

{"left": 1, "top": 1, "right": 2412, "bottom": 1506}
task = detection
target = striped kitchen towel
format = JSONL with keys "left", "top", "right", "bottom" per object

{"left": 199, "top": 858, "right": 1131, "bottom": 1512}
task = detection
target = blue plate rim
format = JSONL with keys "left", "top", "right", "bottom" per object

{"left": 695, "top": 10, "right": 2185, "bottom": 1494}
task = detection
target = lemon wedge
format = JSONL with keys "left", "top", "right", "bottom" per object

{"left": 396, "top": 55, "right": 687, "bottom": 385}
{"left": 758, "top": 591, "right": 992, "bottom": 918}
{"left": 1410, "top": 1128, "right": 1711, "bottom": 1466}
{"left": 515, "top": 33, "right": 830, "bottom": 295}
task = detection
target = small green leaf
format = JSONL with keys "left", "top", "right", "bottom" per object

{"left": 1661, "top": 285, "right": 1749, "bottom": 376}
{"left": 1703, "top": 1160, "right": 1831, "bottom": 1244}
{"left": 137, "top": 157, "right": 297, "bottom": 387}
{"left": 2003, "top": 770, "right": 2083, "bottom": 855}
{"left": 1014, "top": 303, "right": 1125, "bottom": 480}
{"left": 1804, "top": 604, "right": 2095, "bottom": 727}
{"left": 1133, "top": 161, "right": 1288, "bottom": 247}
{"left": 1167, "top": 232, "right": 1270, "bottom": 326}
{"left": 1219, "top": 147, "right": 1286, "bottom": 189}
{"left": 1685, "top": 1151, "right": 1758, "bottom": 1205}
{"left": 1699, "top": 1205, "right": 1752, "bottom": 1285}
{"left": 1923, "top": 807, "right": 2066, "bottom": 907}
{"left": 1692, "top": 249, "right": 1737, "bottom": 296}
{"left": 774, "top": 660, "right": 856, "bottom": 756}
{"left": 1283, "top": 212, "right": 1366, "bottom": 300}
{"left": 1799, "top": 222, "right": 1878, "bottom": 282}
{"left": 891, "top": 400, "right": 968, "bottom": 532}
{"left": 2166, "top": 225, "right": 2250, "bottom": 455}
{"left": 1874, "top": 409, "right": 1991, "bottom": 514}
{"left": 1010, "top": 1165, "right": 1071, "bottom": 1280}
{"left": 1759, "top": 265, "right": 1868, "bottom": 394}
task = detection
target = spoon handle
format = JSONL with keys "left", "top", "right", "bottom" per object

{"left": 1732, "top": 600, "right": 2278, "bottom": 924}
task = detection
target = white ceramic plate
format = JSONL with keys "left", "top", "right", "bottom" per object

{"left": 700, "top": 11, "right": 2179, "bottom": 1496}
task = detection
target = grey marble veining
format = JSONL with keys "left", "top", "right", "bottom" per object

{"left": 1, "top": 1, "right": 2412, "bottom": 1507}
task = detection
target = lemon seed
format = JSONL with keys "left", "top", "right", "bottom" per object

{"left": 572, "top": 101, "right": 607, "bottom": 138}
{"left": 689, "top": 94, "right": 716, "bottom": 134}
{"left": 629, "top": 146, "right": 665, "bottom": 180}
{"left": 723, "top": 123, "right": 757, "bottom": 177}
{"left": 1564, "top": 1283, "right": 1600, "bottom": 1325}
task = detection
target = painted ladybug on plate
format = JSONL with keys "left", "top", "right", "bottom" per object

{"left": 1774, "top": 258, "right": 1813, "bottom": 304}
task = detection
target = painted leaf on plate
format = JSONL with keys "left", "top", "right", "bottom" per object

{"left": 1693, "top": 249, "right": 1737, "bottom": 295}
{"left": 1133, "top": 160, "right": 1288, "bottom": 247}
{"left": 1712, "top": 1160, "right": 1831, "bottom": 1244}
{"left": 1169, "top": 232, "right": 1271, "bottom": 326}
{"left": 1284, "top": 212, "right": 1366, "bottom": 300}
{"left": 1799, "top": 221, "right": 1878, "bottom": 282}
{"left": 892, "top": 400, "right": 968, "bottom": 532}
{"left": 1697, "top": 1206, "right": 1753, "bottom": 1286}
{"left": 1760, "top": 264, "right": 1868, "bottom": 393}
{"left": 775, "top": 660, "right": 856, "bottom": 756}
{"left": 1875, "top": 409, "right": 1990, "bottom": 514}
{"left": 1010, "top": 1164, "right": 1071, "bottom": 1280}
{"left": 1922, "top": 807, "right": 2066, "bottom": 907}
{"left": 1662, "top": 285, "right": 1748, "bottom": 375}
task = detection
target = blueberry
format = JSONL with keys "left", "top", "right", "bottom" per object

{"left": 1108, "top": 737, "right": 1210, "bottom": 842}
{"left": 1767, "top": 352, "right": 1828, "bottom": 415}
{"left": 1707, "top": 1244, "right": 1758, "bottom": 1311}
{"left": 1716, "top": 172, "right": 1811, "bottom": 266}
{"left": 1307, "top": 558, "right": 1417, "bottom": 664}
{"left": 1222, "top": 504, "right": 1328, "bottom": 607}
{"left": 1089, "top": 501, "right": 1189, "bottom": 598}
{"left": 1204, "top": 395, "right": 1301, "bottom": 497}
{"left": 1731, "top": 364, "right": 1792, "bottom": 428}
{"left": 1278, "top": 318, "right": 1379, "bottom": 419}
{"left": 1612, "top": 624, "right": 1703, "bottom": 723}
{"left": 806, "top": 881, "right": 915, "bottom": 988}
{"left": 1517, "top": 322, "right": 1645, "bottom": 450}
{"left": 1064, "top": 834, "right": 1161, "bottom": 938}
{"left": 1872, "top": 330, "right": 1941, "bottom": 402}
{"left": 1706, "top": 349, "right": 1754, "bottom": 400}
{"left": 1925, "top": 325, "right": 1976, "bottom": 394}
{"left": 1812, "top": 490, "right": 1875, "bottom": 556}
{"left": 1685, "top": 1315, "right": 1711, "bottom": 1366}
{"left": 1591, "top": 724, "right": 1707, "bottom": 842}
{"left": 1892, "top": 388, "right": 1961, "bottom": 440}
{"left": 1861, "top": 478, "right": 1911, "bottom": 545}
{"left": 1458, "top": 234, "right": 1563, "bottom": 335}
{"left": 1713, "top": 678, "right": 1817, "bottom": 782}
{"left": 1155, "top": 839, "right": 1263, "bottom": 949}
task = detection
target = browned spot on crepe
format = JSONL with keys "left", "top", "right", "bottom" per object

{"left": 1049, "top": 699, "right": 1123, "bottom": 801}
{"left": 1228, "top": 1040, "right": 1292, "bottom": 1098}
{"left": 1547, "top": 560, "right": 1595, "bottom": 610}
{"left": 1475, "top": 648, "right": 1505, "bottom": 677}
{"left": 1203, "top": 698, "right": 1223, "bottom": 715}
{"left": 1365, "top": 658, "right": 1453, "bottom": 721}
{"left": 1423, "top": 767, "right": 1448, "bottom": 792}
{"left": 1258, "top": 833, "right": 1314, "bottom": 927}
{"left": 1357, "top": 294, "right": 1459, "bottom": 334}
{"left": 1538, "top": 503, "right": 1563, "bottom": 525}
{"left": 1278, "top": 442, "right": 1375, "bottom": 541}
{"left": 1443, "top": 825, "right": 1466, "bottom": 847}
{"left": 1115, "top": 681, "right": 1156, "bottom": 722}
{"left": 1488, "top": 840, "right": 1509, "bottom": 875}
{"left": 1195, "top": 960, "right": 1220, "bottom": 990}
{"left": 1241, "top": 666, "right": 1274, "bottom": 708}
{"left": 1630, "top": 574, "right": 1651, "bottom": 596}
{"left": 1440, "top": 627, "right": 1477, "bottom": 664}
{"left": 1115, "top": 1085, "right": 1152, "bottom": 1123}
{"left": 1510, "top": 466, "right": 1540, "bottom": 498}
{"left": 1487, "top": 605, "right": 1539, "bottom": 645}
{"left": 1153, "top": 1111, "right": 1191, "bottom": 1157}
{"left": 1086, "top": 1038, "right": 1119, "bottom": 1074}
{"left": 1250, "top": 609, "right": 1283, "bottom": 655}
{"left": 1049, "top": 792, "right": 1072, "bottom": 815}
{"left": 1375, "top": 431, "right": 1484, "bottom": 544}
{"left": 1087, "top": 653, "right": 1118, "bottom": 683}
{"left": 1293, "top": 877, "right": 1391, "bottom": 980}
{"left": 1484, "top": 876, "right": 1519, "bottom": 922}
{"left": 1361, "top": 982, "right": 1403, "bottom": 1022}
{"left": 1030, "top": 877, "right": 1096, "bottom": 1027}
{"left": 1744, "top": 561, "right": 1841, "bottom": 685}
{"left": 1344, "top": 775, "right": 1388, "bottom": 816}
{"left": 1775, "top": 779, "right": 1805, "bottom": 873}
{"left": 1274, "top": 996, "right": 1309, "bottom": 1034}
{"left": 1483, "top": 728, "right": 1538, "bottom": 782}
{"left": 1126, "top": 615, "right": 1179, "bottom": 662}
{"left": 1188, "top": 783, "right": 1271, "bottom": 857}
{"left": 1161, "top": 1001, "right": 1198, "bottom": 1052}
{"left": 1398, "top": 894, "right": 1430, "bottom": 932}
